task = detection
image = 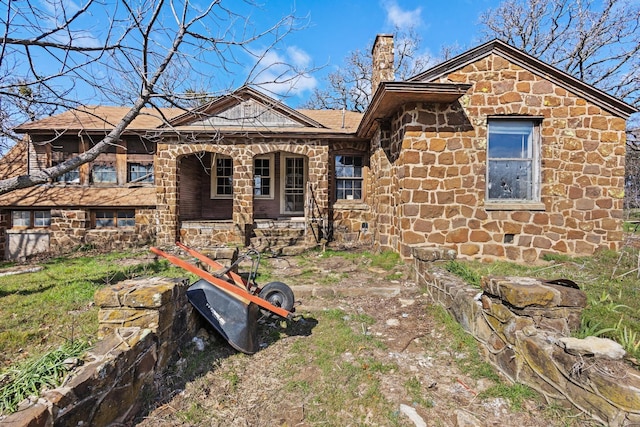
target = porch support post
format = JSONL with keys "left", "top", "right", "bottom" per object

{"left": 233, "top": 153, "right": 254, "bottom": 245}
{"left": 155, "top": 143, "right": 179, "bottom": 246}
{"left": 306, "top": 144, "right": 330, "bottom": 245}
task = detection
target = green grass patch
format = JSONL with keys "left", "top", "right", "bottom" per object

{"left": 315, "top": 248, "right": 401, "bottom": 271}
{"left": 0, "top": 250, "right": 186, "bottom": 378}
{"left": 0, "top": 339, "right": 91, "bottom": 413}
{"left": 428, "top": 305, "right": 500, "bottom": 381}
{"left": 444, "top": 260, "right": 482, "bottom": 288}
{"left": 279, "top": 309, "right": 402, "bottom": 425}
{"left": 478, "top": 383, "right": 537, "bottom": 411}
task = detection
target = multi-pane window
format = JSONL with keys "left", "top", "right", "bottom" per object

{"left": 212, "top": 156, "right": 233, "bottom": 198}
{"left": 254, "top": 157, "right": 272, "bottom": 197}
{"left": 117, "top": 211, "right": 135, "bottom": 227}
{"left": 487, "top": 119, "right": 539, "bottom": 201}
{"left": 94, "top": 210, "right": 135, "bottom": 228}
{"left": 128, "top": 163, "right": 154, "bottom": 183}
{"left": 51, "top": 140, "right": 80, "bottom": 184}
{"left": 335, "top": 155, "right": 363, "bottom": 200}
{"left": 91, "top": 164, "right": 117, "bottom": 183}
{"left": 34, "top": 211, "right": 51, "bottom": 227}
{"left": 12, "top": 211, "right": 31, "bottom": 227}
{"left": 284, "top": 157, "right": 305, "bottom": 213}
{"left": 53, "top": 164, "right": 80, "bottom": 183}
{"left": 11, "top": 210, "right": 51, "bottom": 228}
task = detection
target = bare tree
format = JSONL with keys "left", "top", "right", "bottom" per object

{"left": 302, "top": 28, "right": 438, "bottom": 112}
{"left": 0, "top": 0, "right": 306, "bottom": 195}
{"left": 480, "top": 0, "right": 640, "bottom": 108}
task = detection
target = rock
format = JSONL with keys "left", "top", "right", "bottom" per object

{"left": 399, "top": 298, "right": 415, "bottom": 307}
{"left": 481, "top": 276, "right": 587, "bottom": 309}
{"left": 399, "top": 404, "right": 426, "bottom": 427}
{"left": 558, "top": 336, "right": 626, "bottom": 360}
{"left": 386, "top": 319, "right": 400, "bottom": 327}
{"left": 454, "top": 409, "right": 483, "bottom": 426}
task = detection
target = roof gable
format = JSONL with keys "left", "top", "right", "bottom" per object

{"left": 168, "top": 86, "right": 326, "bottom": 129}
{"left": 409, "top": 39, "right": 637, "bottom": 119}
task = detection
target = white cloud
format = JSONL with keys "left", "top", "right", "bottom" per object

{"left": 382, "top": 0, "right": 422, "bottom": 28}
{"left": 249, "top": 46, "right": 317, "bottom": 98}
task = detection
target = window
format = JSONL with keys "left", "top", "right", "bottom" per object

{"left": 487, "top": 119, "right": 540, "bottom": 201}
{"left": 283, "top": 156, "right": 305, "bottom": 213}
{"left": 11, "top": 210, "right": 51, "bottom": 228}
{"left": 12, "top": 211, "right": 31, "bottom": 228}
{"left": 51, "top": 140, "right": 80, "bottom": 184}
{"left": 254, "top": 156, "right": 273, "bottom": 198}
{"left": 53, "top": 164, "right": 80, "bottom": 183}
{"left": 128, "top": 163, "right": 154, "bottom": 183}
{"left": 91, "top": 164, "right": 117, "bottom": 183}
{"left": 335, "top": 155, "right": 363, "bottom": 200}
{"left": 212, "top": 156, "right": 233, "bottom": 198}
{"left": 117, "top": 211, "right": 135, "bottom": 227}
{"left": 34, "top": 211, "right": 51, "bottom": 227}
{"left": 94, "top": 210, "right": 135, "bottom": 228}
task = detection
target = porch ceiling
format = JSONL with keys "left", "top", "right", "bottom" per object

{"left": 357, "top": 81, "right": 472, "bottom": 138}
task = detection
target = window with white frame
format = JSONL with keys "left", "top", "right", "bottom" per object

{"left": 487, "top": 119, "right": 540, "bottom": 201}
{"left": 34, "top": 211, "right": 51, "bottom": 227}
{"left": 211, "top": 156, "right": 233, "bottom": 198}
{"left": 254, "top": 156, "right": 273, "bottom": 198}
{"left": 93, "top": 210, "right": 135, "bottom": 228}
{"left": 11, "top": 210, "right": 51, "bottom": 228}
{"left": 128, "top": 162, "right": 154, "bottom": 183}
{"left": 51, "top": 140, "right": 80, "bottom": 184}
{"left": 91, "top": 163, "right": 117, "bottom": 183}
{"left": 335, "top": 154, "right": 364, "bottom": 200}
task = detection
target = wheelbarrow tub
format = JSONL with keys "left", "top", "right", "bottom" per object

{"left": 186, "top": 279, "right": 259, "bottom": 354}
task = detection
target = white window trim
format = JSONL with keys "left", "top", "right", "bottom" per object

{"left": 253, "top": 154, "right": 275, "bottom": 200}
{"left": 210, "top": 154, "right": 233, "bottom": 200}
{"left": 486, "top": 118, "right": 541, "bottom": 204}
{"left": 280, "top": 155, "right": 306, "bottom": 216}
{"left": 334, "top": 153, "right": 365, "bottom": 202}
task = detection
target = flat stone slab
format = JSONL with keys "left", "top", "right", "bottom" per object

{"left": 482, "top": 276, "right": 587, "bottom": 309}
{"left": 95, "top": 277, "right": 188, "bottom": 308}
{"left": 558, "top": 336, "right": 626, "bottom": 360}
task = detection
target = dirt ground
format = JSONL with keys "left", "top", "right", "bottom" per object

{"left": 135, "top": 250, "right": 593, "bottom": 427}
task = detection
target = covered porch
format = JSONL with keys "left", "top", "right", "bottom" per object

{"left": 173, "top": 148, "right": 328, "bottom": 252}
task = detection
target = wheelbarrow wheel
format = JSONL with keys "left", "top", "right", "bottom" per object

{"left": 259, "top": 281, "right": 294, "bottom": 316}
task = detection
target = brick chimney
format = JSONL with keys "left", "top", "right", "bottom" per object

{"left": 371, "top": 34, "right": 394, "bottom": 96}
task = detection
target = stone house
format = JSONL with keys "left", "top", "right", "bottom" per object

{"left": 0, "top": 36, "right": 636, "bottom": 262}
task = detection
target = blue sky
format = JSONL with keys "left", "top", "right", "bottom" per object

{"left": 248, "top": 0, "right": 500, "bottom": 106}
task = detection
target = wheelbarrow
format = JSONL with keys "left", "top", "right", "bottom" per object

{"left": 150, "top": 243, "right": 295, "bottom": 354}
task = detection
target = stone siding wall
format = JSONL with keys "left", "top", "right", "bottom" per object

{"left": 47, "top": 209, "right": 155, "bottom": 256}
{"left": 179, "top": 220, "right": 237, "bottom": 247}
{"left": 413, "top": 246, "right": 640, "bottom": 426}
{"left": 330, "top": 140, "right": 374, "bottom": 246}
{"left": 1, "top": 277, "right": 198, "bottom": 427}
{"left": 386, "top": 53, "right": 626, "bottom": 262}
{"left": 368, "top": 129, "right": 401, "bottom": 251}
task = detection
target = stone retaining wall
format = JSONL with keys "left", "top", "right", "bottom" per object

{"left": 413, "top": 246, "right": 640, "bottom": 426}
{"left": 2, "top": 277, "right": 198, "bottom": 427}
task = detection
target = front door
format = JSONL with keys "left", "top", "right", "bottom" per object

{"left": 282, "top": 156, "right": 305, "bottom": 215}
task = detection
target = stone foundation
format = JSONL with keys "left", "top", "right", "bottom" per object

{"left": 413, "top": 245, "right": 640, "bottom": 426}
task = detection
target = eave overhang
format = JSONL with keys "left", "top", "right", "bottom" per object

{"left": 357, "top": 81, "right": 472, "bottom": 138}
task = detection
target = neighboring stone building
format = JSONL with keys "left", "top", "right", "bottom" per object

{"left": 0, "top": 36, "right": 636, "bottom": 262}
